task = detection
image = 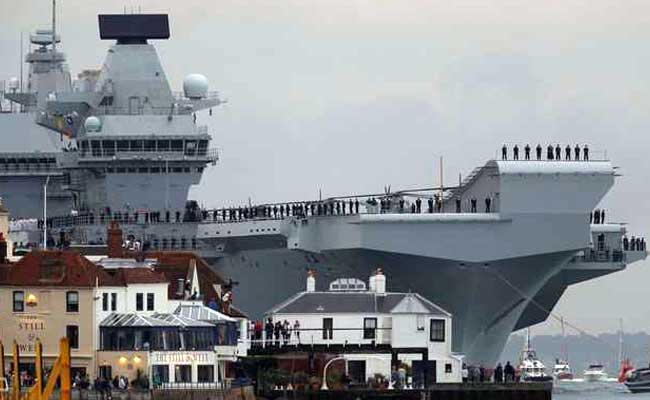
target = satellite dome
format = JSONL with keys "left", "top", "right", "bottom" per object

{"left": 183, "top": 74, "right": 209, "bottom": 99}
{"left": 7, "top": 77, "right": 19, "bottom": 91}
{"left": 84, "top": 116, "right": 102, "bottom": 133}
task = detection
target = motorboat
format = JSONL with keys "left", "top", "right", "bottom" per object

{"left": 583, "top": 364, "right": 608, "bottom": 382}
{"left": 625, "top": 368, "right": 650, "bottom": 393}
{"left": 518, "top": 330, "right": 553, "bottom": 382}
{"left": 553, "top": 359, "right": 574, "bottom": 381}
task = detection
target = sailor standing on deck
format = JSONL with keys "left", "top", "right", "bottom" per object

{"left": 547, "top": 145, "right": 554, "bottom": 160}
{"left": 524, "top": 144, "right": 531, "bottom": 160}
{"left": 583, "top": 144, "right": 589, "bottom": 160}
{"left": 513, "top": 144, "right": 519, "bottom": 160}
{"left": 555, "top": 144, "right": 561, "bottom": 160}
{"left": 536, "top": 144, "right": 542, "bottom": 160}
{"left": 565, "top": 145, "right": 571, "bottom": 160}
{"left": 502, "top": 144, "right": 508, "bottom": 160}
{"left": 574, "top": 144, "right": 580, "bottom": 160}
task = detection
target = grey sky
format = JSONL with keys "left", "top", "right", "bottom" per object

{"left": 1, "top": 0, "right": 649, "bottom": 336}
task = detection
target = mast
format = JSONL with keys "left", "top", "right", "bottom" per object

{"left": 51, "top": 0, "right": 56, "bottom": 63}
{"left": 618, "top": 318, "right": 624, "bottom": 365}
{"left": 561, "top": 316, "right": 568, "bottom": 362}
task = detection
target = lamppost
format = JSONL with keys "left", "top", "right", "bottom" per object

{"left": 43, "top": 175, "right": 51, "bottom": 249}
{"left": 321, "top": 355, "right": 392, "bottom": 390}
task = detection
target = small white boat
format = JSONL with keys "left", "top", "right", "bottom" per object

{"left": 553, "top": 359, "right": 574, "bottom": 381}
{"left": 583, "top": 364, "right": 608, "bottom": 382}
{"left": 518, "top": 329, "right": 552, "bottom": 382}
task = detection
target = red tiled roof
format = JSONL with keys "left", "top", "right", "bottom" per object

{"left": 144, "top": 251, "right": 227, "bottom": 302}
{"left": 111, "top": 268, "right": 169, "bottom": 285}
{"left": 0, "top": 250, "right": 115, "bottom": 287}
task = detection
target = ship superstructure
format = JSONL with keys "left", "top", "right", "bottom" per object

{"left": 0, "top": 12, "right": 646, "bottom": 367}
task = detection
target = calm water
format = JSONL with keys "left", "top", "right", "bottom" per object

{"left": 554, "top": 380, "right": 650, "bottom": 400}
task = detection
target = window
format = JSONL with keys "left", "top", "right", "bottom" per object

{"left": 66, "top": 325, "right": 79, "bottom": 349}
{"left": 136, "top": 293, "right": 144, "bottom": 311}
{"left": 430, "top": 319, "right": 446, "bottom": 342}
{"left": 111, "top": 293, "right": 117, "bottom": 311}
{"left": 66, "top": 291, "right": 79, "bottom": 312}
{"left": 146, "top": 293, "right": 154, "bottom": 311}
{"left": 363, "top": 318, "right": 377, "bottom": 339}
{"left": 152, "top": 365, "right": 169, "bottom": 384}
{"left": 13, "top": 291, "right": 24, "bottom": 312}
{"left": 416, "top": 315, "right": 425, "bottom": 331}
{"left": 102, "top": 293, "right": 109, "bottom": 311}
{"left": 445, "top": 363, "right": 453, "bottom": 373}
{"left": 322, "top": 318, "right": 333, "bottom": 340}
{"left": 174, "top": 365, "right": 191, "bottom": 383}
{"left": 197, "top": 365, "right": 214, "bottom": 382}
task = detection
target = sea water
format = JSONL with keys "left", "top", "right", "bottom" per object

{"left": 554, "top": 380, "right": 650, "bottom": 399}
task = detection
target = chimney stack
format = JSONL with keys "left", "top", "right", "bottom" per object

{"left": 0, "top": 232, "right": 7, "bottom": 263}
{"left": 306, "top": 270, "right": 316, "bottom": 292}
{"left": 107, "top": 221, "right": 124, "bottom": 258}
{"left": 370, "top": 268, "right": 386, "bottom": 294}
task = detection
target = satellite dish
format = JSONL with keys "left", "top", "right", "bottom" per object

{"left": 84, "top": 116, "right": 102, "bottom": 133}
{"left": 183, "top": 74, "right": 208, "bottom": 99}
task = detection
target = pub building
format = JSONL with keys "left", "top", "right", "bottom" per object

{"left": 0, "top": 248, "right": 107, "bottom": 377}
{"left": 0, "top": 221, "right": 247, "bottom": 385}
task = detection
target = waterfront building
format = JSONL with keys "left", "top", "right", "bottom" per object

{"left": 0, "top": 221, "right": 246, "bottom": 385}
{"left": 0, "top": 249, "right": 110, "bottom": 376}
{"left": 256, "top": 269, "right": 462, "bottom": 386}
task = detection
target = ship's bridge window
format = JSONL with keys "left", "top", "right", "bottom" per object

{"left": 127, "top": 167, "right": 136, "bottom": 173}
{"left": 172, "top": 167, "right": 183, "bottom": 173}
{"left": 116, "top": 167, "right": 126, "bottom": 173}
{"left": 158, "top": 140, "right": 170, "bottom": 151}
{"left": 150, "top": 167, "right": 160, "bottom": 173}
{"left": 198, "top": 140, "right": 208, "bottom": 150}
{"left": 184, "top": 140, "right": 197, "bottom": 156}
{"left": 138, "top": 167, "right": 148, "bottom": 173}
{"left": 91, "top": 140, "right": 101, "bottom": 156}
{"left": 170, "top": 238, "right": 177, "bottom": 249}
{"left": 80, "top": 141, "right": 89, "bottom": 155}
{"left": 180, "top": 238, "right": 187, "bottom": 248}
{"left": 183, "top": 167, "right": 190, "bottom": 173}
{"left": 171, "top": 140, "right": 183, "bottom": 152}
{"left": 130, "top": 140, "right": 143, "bottom": 152}
{"left": 102, "top": 140, "right": 115, "bottom": 156}
{"left": 117, "top": 140, "right": 129, "bottom": 152}
{"left": 144, "top": 140, "right": 156, "bottom": 152}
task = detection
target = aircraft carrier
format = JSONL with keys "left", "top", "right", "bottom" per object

{"left": 0, "top": 13, "right": 645, "bottom": 366}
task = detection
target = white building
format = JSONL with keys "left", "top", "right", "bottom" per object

{"left": 263, "top": 269, "right": 462, "bottom": 385}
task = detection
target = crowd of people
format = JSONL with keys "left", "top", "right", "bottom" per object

{"left": 249, "top": 318, "right": 302, "bottom": 347}
{"left": 462, "top": 361, "right": 519, "bottom": 383}
{"left": 502, "top": 144, "right": 591, "bottom": 161}
{"left": 624, "top": 236, "right": 646, "bottom": 251}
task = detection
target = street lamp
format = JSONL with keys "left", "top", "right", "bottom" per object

{"left": 321, "top": 355, "right": 392, "bottom": 391}
{"left": 43, "top": 175, "right": 51, "bottom": 249}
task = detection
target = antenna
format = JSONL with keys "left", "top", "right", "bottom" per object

{"left": 51, "top": 0, "right": 56, "bottom": 64}
{"left": 439, "top": 156, "right": 444, "bottom": 199}
{"left": 618, "top": 318, "right": 624, "bottom": 366}
{"left": 19, "top": 32, "right": 23, "bottom": 93}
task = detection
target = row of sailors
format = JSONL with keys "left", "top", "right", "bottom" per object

{"left": 623, "top": 236, "right": 646, "bottom": 251}
{"left": 590, "top": 209, "right": 606, "bottom": 224}
{"left": 38, "top": 209, "right": 189, "bottom": 228}
{"left": 36, "top": 195, "right": 500, "bottom": 229}
{"left": 214, "top": 200, "right": 362, "bottom": 221}
{"left": 502, "top": 144, "right": 590, "bottom": 161}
